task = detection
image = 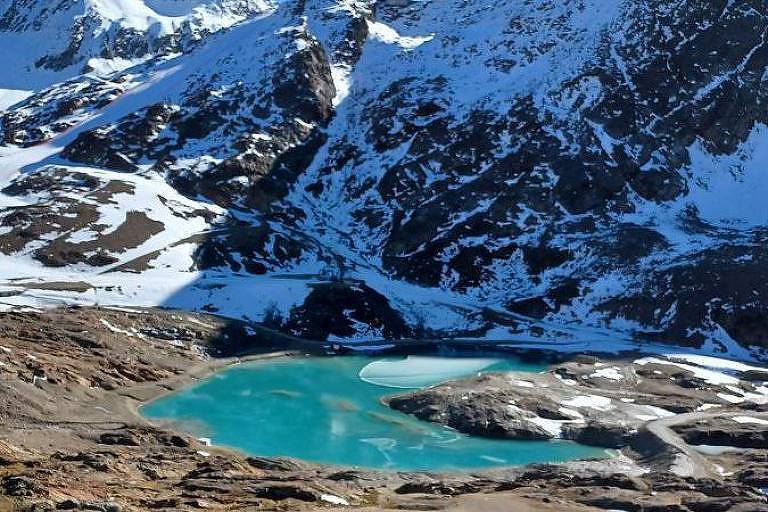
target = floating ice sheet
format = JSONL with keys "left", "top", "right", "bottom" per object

{"left": 358, "top": 356, "right": 502, "bottom": 389}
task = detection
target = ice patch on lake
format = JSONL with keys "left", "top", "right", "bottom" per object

{"left": 358, "top": 356, "right": 502, "bottom": 389}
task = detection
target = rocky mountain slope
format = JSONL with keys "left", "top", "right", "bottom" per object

{"left": 0, "top": 0, "right": 766, "bottom": 359}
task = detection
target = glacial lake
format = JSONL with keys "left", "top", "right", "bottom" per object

{"left": 142, "top": 356, "right": 606, "bottom": 470}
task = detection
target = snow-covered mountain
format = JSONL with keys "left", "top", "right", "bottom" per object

{"left": 0, "top": 0, "right": 271, "bottom": 106}
{"left": 0, "top": 0, "right": 766, "bottom": 359}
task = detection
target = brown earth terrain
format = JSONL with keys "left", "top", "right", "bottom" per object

{"left": 0, "top": 307, "right": 766, "bottom": 511}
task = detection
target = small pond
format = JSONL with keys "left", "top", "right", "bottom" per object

{"left": 142, "top": 356, "right": 606, "bottom": 470}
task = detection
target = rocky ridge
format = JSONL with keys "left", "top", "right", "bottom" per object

{"left": 387, "top": 354, "right": 768, "bottom": 483}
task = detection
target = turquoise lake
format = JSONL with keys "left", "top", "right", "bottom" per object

{"left": 142, "top": 356, "right": 606, "bottom": 471}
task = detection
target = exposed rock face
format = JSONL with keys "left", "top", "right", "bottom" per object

{"left": 284, "top": 281, "right": 412, "bottom": 340}
{"left": 389, "top": 385, "right": 557, "bottom": 441}
{"left": 387, "top": 356, "right": 768, "bottom": 454}
{"left": 0, "top": 78, "right": 125, "bottom": 146}
{"left": 0, "top": 0, "right": 767, "bottom": 355}
{"left": 676, "top": 419, "right": 768, "bottom": 450}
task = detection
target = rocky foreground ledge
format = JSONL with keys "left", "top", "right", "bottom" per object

{"left": 0, "top": 307, "right": 766, "bottom": 511}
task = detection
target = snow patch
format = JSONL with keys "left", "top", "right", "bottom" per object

{"left": 562, "top": 395, "right": 613, "bottom": 411}
{"left": 366, "top": 20, "right": 433, "bottom": 50}
{"left": 590, "top": 367, "right": 623, "bottom": 381}
{"left": 732, "top": 416, "right": 768, "bottom": 426}
{"left": 634, "top": 357, "right": 740, "bottom": 385}
{"left": 99, "top": 318, "right": 134, "bottom": 337}
{"left": 320, "top": 494, "right": 350, "bottom": 506}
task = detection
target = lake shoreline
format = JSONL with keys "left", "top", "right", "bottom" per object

{"left": 141, "top": 355, "right": 608, "bottom": 471}
{"left": 126, "top": 351, "right": 301, "bottom": 424}
{"left": 1, "top": 306, "right": 767, "bottom": 511}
